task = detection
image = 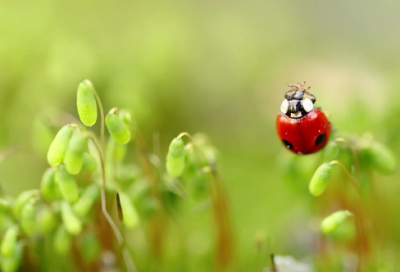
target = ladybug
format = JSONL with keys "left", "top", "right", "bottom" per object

{"left": 276, "top": 81, "right": 331, "bottom": 155}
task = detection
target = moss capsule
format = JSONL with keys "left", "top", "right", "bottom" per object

{"left": 64, "top": 134, "right": 87, "bottom": 174}
{"left": 21, "top": 203, "right": 36, "bottom": 236}
{"left": 73, "top": 185, "right": 99, "bottom": 217}
{"left": 1, "top": 226, "right": 19, "bottom": 256}
{"left": 119, "top": 192, "right": 140, "bottom": 229}
{"left": 12, "top": 190, "right": 37, "bottom": 217}
{"left": 309, "top": 163, "right": 332, "bottom": 196}
{"left": 166, "top": 137, "right": 185, "bottom": 177}
{"left": 40, "top": 168, "right": 59, "bottom": 200}
{"left": 56, "top": 165, "right": 79, "bottom": 203}
{"left": 365, "top": 142, "right": 396, "bottom": 175}
{"left": 321, "top": 210, "right": 351, "bottom": 234}
{"left": 81, "top": 152, "right": 97, "bottom": 173}
{"left": 77, "top": 79, "right": 98, "bottom": 127}
{"left": 53, "top": 226, "right": 72, "bottom": 255}
{"left": 1, "top": 242, "right": 23, "bottom": 272}
{"left": 105, "top": 112, "right": 131, "bottom": 145}
{"left": 0, "top": 199, "right": 10, "bottom": 214}
{"left": 61, "top": 201, "right": 82, "bottom": 236}
{"left": 37, "top": 207, "right": 57, "bottom": 234}
{"left": 47, "top": 125, "right": 73, "bottom": 167}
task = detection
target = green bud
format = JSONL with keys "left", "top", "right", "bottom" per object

{"left": 64, "top": 134, "right": 87, "bottom": 174}
{"left": 1, "top": 226, "right": 19, "bottom": 256}
{"left": 73, "top": 185, "right": 99, "bottom": 217}
{"left": 47, "top": 125, "right": 73, "bottom": 167}
{"left": 309, "top": 163, "right": 332, "bottom": 196}
{"left": 40, "top": 168, "right": 59, "bottom": 200}
{"left": 365, "top": 142, "right": 396, "bottom": 175}
{"left": 61, "top": 201, "right": 82, "bottom": 236}
{"left": 37, "top": 207, "right": 57, "bottom": 234}
{"left": 1, "top": 242, "right": 23, "bottom": 272}
{"left": 114, "top": 143, "right": 127, "bottom": 162}
{"left": 12, "top": 190, "right": 37, "bottom": 217}
{"left": 184, "top": 145, "right": 197, "bottom": 177}
{"left": 321, "top": 210, "right": 351, "bottom": 234}
{"left": 105, "top": 112, "right": 131, "bottom": 145}
{"left": 21, "top": 203, "right": 35, "bottom": 236}
{"left": 81, "top": 153, "right": 97, "bottom": 173}
{"left": 119, "top": 109, "right": 133, "bottom": 125}
{"left": 119, "top": 192, "right": 140, "bottom": 229}
{"left": 166, "top": 137, "right": 185, "bottom": 177}
{"left": 0, "top": 199, "right": 11, "bottom": 214}
{"left": 77, "top": 79, "right": 98, "bottom": 127}
{"left": 56, "top": 165, "right": 79, "bottom": 203}
{"left": 53, "top": 226, "right": 71, "bottom": 255}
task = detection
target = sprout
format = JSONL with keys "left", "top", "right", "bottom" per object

{"left": 53, "top": 226, "right": 72, "bottom": 255}
{"left": 47, "top": 125, "right": 73, "bottom": 167}
{"left": 56, "top": 165, "right": 79, "bottom": 203}
{"left": 1, "top": 226, "right": 19, "bottom": 256}
{"left": 63, "top": 134, "right": 87, "bottom": 175}
{"left": 40, "top": 168, "right": 59, "bottom": 200}
{"left": 20, "top": 203, "right": 35, "bottom": 236}
{"left": 77, "top": 79, "right": 98, "bottom": 127}
{"left": 105, "top": 111, "right": 131, "bottom": 145}
{"left": 73, "top": 185, "right": 99, "bottom": 217}
{"left": 118, "top": 192, "right": 140, "bottom": 229}
{"left": 309, "top": 162, "right": 332, "bottom": 196}
{"left": 61, "top": 201, "right": 82, "bottom": 236}
{"left": 166, "top": 137, "right": 185, "bottom": 177}
{"left": 321, "top": 210, "right": 352, "bottom": 234}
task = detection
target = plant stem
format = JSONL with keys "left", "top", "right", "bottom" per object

{"left": 329, "top": 160, "right": 359, "bottom": 191}
{"left": 334, "top": 138, "right": 360, "bottom": 176}
{"left": 87, "top": 132, "right": 136, "bottom": 272}
{"left": 92, "top": 88, "right": 105, "bottom": 149}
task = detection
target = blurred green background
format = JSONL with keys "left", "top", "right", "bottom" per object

{"left": 1, "top": 0, "right": 400, "bottom": 271}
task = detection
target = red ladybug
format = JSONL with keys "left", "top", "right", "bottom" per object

{"left": 276, "top": 82, "right": 331, "bottom": 155}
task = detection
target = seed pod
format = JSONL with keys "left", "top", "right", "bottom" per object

{"left": 0, "top": 199, "right": 10, "bottom": 214}
{"left": 61, "top": 201, "right": 82, "bottom": 236}
{"left": 1, "top": 225, "right": 19, "bottom": 256}
{"left": 47, "top": 125, "right": 73, "bottom": 167}
{"left": 40, "top": 168, "right": 59, "bottom": 200}
{"left": 56, "top": 165, "right": 79, "bottom": 203}
{"left": 21, "top": 203, "right": 35, "bottom": 236}
{"left": 166, "top": 137, "right": 185, "bottom": 177}
{"left": 321, "top": 210, "right": 351, "bottom": 234}
{"left": 53, "top": 226, "right": 72, "bottom": 255}
{"left": 81, "top": 153, "right": 97, "bottom": 173}
{"left": 118, "top": 192, "right": 140, "bottom": 229}
{"left": 64, "top": 134, "right": 87, "bottom": 174}
{"left": 73, "top": 185, "right": 99, "bottom": 217}
{"left": 1, "top": 242, "right": 23, "bottom": 272}
{"left": 184, "top": 144, "right": 197, "bottom": 177}
{"left": 77, "top": 79, "right": 97, "bottom": 127}
{"left": 118, "top": 109, "right": 133, "bottom": 125}
{"left": 12, "top": 190, "right": 37, "bottom": 217}
{"left": 365, "top": 142, "right": 396, "bottom": 175}
{"left": 37, "top": 207, "right": 57, "bottom": 234}
{"left": 105, "top": 112, "right": 131, "bottom": 145}
{"left": 309, "top": 163, "right": 332, "bottom": 196}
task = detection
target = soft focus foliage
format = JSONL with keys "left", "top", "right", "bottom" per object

{"left": 1, "top": 1, "right": 400, "bottom": 271}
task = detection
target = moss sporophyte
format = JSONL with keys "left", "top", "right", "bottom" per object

{"left": 0, "top": 79, "right": 234, "bottom": 272}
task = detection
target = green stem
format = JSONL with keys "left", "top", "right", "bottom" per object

{"left": 92, "top": 88, "right": 105, "bottom": 150}
{"left": 334, "top": 138, "right": 360, "bottom": 176}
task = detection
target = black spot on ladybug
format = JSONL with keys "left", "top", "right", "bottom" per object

{"left": 315, "top": 134, "right": 326, "bottom": 146}
{"left": 282, "top": 140, "right": 293, "bottom": 149}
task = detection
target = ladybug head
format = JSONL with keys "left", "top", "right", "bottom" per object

{"left": 280, "top": 81, "right": 317, "bottom": 118}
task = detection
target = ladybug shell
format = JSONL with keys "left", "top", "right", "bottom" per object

{"left": 276, "top": 108, "right": 331, "bottom": 155}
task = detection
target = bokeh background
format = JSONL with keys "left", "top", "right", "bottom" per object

{"left": 1, "top": 1, "right": 400, "bottom": 271}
